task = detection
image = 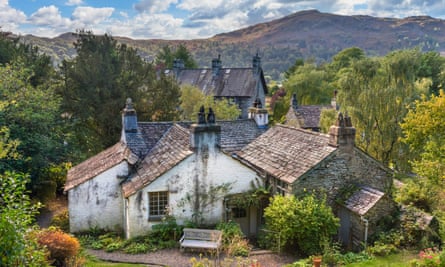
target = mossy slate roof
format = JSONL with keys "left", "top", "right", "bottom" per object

{"left": 64, "top": 119, "right": 266, "bottom": 194}
{"left": 64, "top": 142, "right": 138, "bottom": 192}
{"left": 236, "top": 124, "right": 337, "bottom": 184}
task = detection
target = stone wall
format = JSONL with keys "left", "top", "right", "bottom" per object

{"left": 292, "top": 147, "right": 393, "bottom": 205}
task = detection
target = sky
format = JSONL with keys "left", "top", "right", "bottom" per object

{"left": 2, "top": 0, "right": 445, "bottom": 40}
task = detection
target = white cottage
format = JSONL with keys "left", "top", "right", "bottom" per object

{"left": 64, "top": 99, "right": 268, "bottom": 238}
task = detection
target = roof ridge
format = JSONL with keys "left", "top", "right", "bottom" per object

{"left": 275, "top": 123, "right": 329, "bottom": 137}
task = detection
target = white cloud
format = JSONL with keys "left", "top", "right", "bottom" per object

{"left": 29, "top": 5, "right": 72, "bottom": 27}
{"left": 66, "top": 0, "right": 83, "bottom": 6}
{"left": 0, "top": 0, "right": 27, "bottom": 32}
{"left": 72, "top": 6, "right": 114, "bottom": 25}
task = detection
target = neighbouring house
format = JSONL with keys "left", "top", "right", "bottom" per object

{"left": 65, "top": 98, "right": 395, "bottom": 250}
{"left": 64, "top": 99, "right": 268, "bottom": 239}
{"left": 235, "top": 113, "right": 395, "bottom": 249}
{"left": 166, "top": 54, "right": 268, "bottom": 119}
{"left": 285, "top": 93, "right": 338, "bottom": 132}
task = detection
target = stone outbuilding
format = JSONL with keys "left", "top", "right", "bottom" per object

{"left": 236, "top": 113, "right": 395, "bottom": 249}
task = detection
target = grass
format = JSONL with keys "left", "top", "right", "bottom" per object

{"left": 344, "top": 250, "right": 418, "bottom": 266}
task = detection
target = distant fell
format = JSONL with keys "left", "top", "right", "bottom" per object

{"left": 20, "top": 9, "right": 445, "bottom": 80}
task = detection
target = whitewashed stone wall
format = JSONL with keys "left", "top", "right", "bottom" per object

{"left": 125, "top": 133, "right": 259, "bottom": 238}
{"left": 68, "top": 162, "right": 128, "bottom": 233}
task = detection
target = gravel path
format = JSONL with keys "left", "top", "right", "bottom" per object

{"left": 87, "top": 248, "right": 299, "bottom": 267}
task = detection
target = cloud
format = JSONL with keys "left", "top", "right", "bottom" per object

{"left": 133, "top": 0, "right": 178, "bottom": 13}
{"left": 0, "top": 0, "right": 27, "bottom": 32}
{"left": 66, "top": 0, "right": 83, "bottom": 6}
{"left": 72, "top": 6, "right": 114, "bottom": 25}
{"left": 29, "top": 5, "right": 72, "bottom": 27}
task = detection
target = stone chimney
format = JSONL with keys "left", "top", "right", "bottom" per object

{"left": 121, "top": 98, "right": 138, "bottom": 143}
{"left": 252, "top": 52, "right": 261, "bottom": 75}
{"left": 190, "top": 106, "right": 221, "bottom": 150}
{"left": 212, "top": 55, "right": 222, "bottom": 77}
{"left": 291, "top": 93, "right": 298, "bottom": 110}
{"left": 248, "top": 98, "right": 269, "bottom": 129}
{"left": 173, "top": 58, "right": 184, "bottom": 77}
{"left": 328, "top": 112, "right": 355, "bottom": 151}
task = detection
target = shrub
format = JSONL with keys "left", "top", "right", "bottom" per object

{"left": 50, "top": 210, "right": 69, "bottom": 232}
{"left": 263, "top": 194, "right": 339, "bottom": 255}
{"left": 150, "top": 215, "right": 182, "bottom": 241}
{"left": 368, "top": 241, "right": 398, "bottom": 256}
{"left": 37, "top": 227, "right": 81, "bottom": 267}
{"left": 216, "top": 221, "right": 251, "bottom": 256}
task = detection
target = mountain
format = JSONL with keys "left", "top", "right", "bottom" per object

{"left": 19, "top": 9, "right": 445, "bottom": 80}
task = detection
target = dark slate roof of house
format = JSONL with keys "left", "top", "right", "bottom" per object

{"left": 344, "top": 186, "right": 385, "bottom": 216}
{"left": 236, "top": 124, "right": 337, "bottom": 184}
{"left": 167, "top": 68, "right": 267, "bottom": 97}
{"left": 64, "top": 142, "right": 138, "bottom": 192}
{"left": 122, "top": 124, "right": 193, "bottom": 197}
{"left": 286, "top": 105, "right": 333, "bottom": 129}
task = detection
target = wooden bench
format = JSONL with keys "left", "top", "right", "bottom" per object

{"left": 179, "top": 228, "right": 222, "bottom": 256}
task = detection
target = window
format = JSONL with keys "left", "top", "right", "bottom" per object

{"left": 232, "top": 207, "right": 247, "bottom": 218}
{"left": 148, "top": 191, "right": 168, "bottom": 221}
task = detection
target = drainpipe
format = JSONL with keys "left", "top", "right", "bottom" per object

{"left": 361, "top": 216, "right": 369, "bottom": 249}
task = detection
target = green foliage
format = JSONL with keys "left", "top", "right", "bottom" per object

{"left": 0, "top": 172, "right": 49, "bottom": 267}
{"left": 156, "top": 43, "right": 198, "bottom": 68}
{"left": 319, "top": 108, "right": 337, "bottom": 133}
{"left": 179, "top": 85, "right": 241, "bottom": 120}
{"left": 216, "top": 221, "right": 251, "bottom": 256}
{"left": 150, "top": 215, "right": 182, "bottom": 242}
{"left": 367, "top": 241, "right": 398, "bottom": 256}
{"left": 0, "top": 62, "right": 67, "bottom": 193}
{"left": 50, "top": 210, "right": 70, "bottom": 232}
{"left": 283, "top": 62, "right": 334, "bottom": 106}
{"left": 337, "top": 49, "right": 428, "bottom": 169}
{"left": 395, "top": 179, "right": 436, "bottom": 212}
{"left": 401, "top": 90, "right": 445, "bottom": 183}
{"left": 59, "top": 31, "right": 181, "bottom": 158}
{"left": 263, "top": 194, "right": 339, "bottom": 255}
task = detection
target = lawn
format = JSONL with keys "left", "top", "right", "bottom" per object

{"left": 344, "top": 251, "right": 418, "bottom": 267}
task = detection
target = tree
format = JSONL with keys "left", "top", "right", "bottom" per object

{"left": 401, "top": 90, "right": 445, "bottom": 183}
{"left": 156, "top": 44, "right": 197, "bottom": 69}
{"left": 59, "top": 31, "right": 181, "bottom": 157}
{"left": 0, "top": 31, "right": 54, "bottom": 87}
{"left": 283, "top": 62, "right": 334, "bottom": 107}
{"left": 0, "top": 62, "right": 67, "bottom": 195}
{"left": 263, "top": 194, "right": 339, "bottom": 255}
{"left": 179, "top": 85, "right": 240, "bottom": 120}
{"left": 337, "top": 49, "right": 428, "bottom": 169}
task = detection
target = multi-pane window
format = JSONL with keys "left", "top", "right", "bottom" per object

{"left": 232, "top": 207, "right": 247, "bottom": 218}
{"left": 148, "top": 191, "right": 168, "bottom": 221}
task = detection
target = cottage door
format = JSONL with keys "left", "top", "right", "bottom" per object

{"left": 231, "top": 207, "right": 250, "bottom": 236}
{"left": 338, "top": 207, "right": 352, "bottom": 248}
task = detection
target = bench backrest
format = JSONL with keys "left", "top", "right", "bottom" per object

{"left": 182, "top": 228, "right": 222, "bottom": 242}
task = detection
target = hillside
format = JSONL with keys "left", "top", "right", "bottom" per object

{"left": 19, "top": 9, "right": 445, "bottom": 80}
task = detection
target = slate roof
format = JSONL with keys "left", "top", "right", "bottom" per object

{"left": 167, "top": 68, "right": 267, "bottom": 97}
{"left": 236, "top": 124, "right": 337, "bottom": 184}
{"left": 64, "top": 142, "right": 138, "bottom": 192}
{"left": 344, "top": 187, "right": 385, "bottom": 216}
{"left": 122, "top": 124, "right": 193, "bottom": 197}
{"left": 286, "top": 104, "right": 333, "bottom": 129}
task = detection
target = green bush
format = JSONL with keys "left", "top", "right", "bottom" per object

{"left": 216, "top": 221, "right": 251, "bottom": 256}
{"left": 263, "top": 194, "right": 339, "bottom": 255}
{"left": 50, "top": 210, "right": 69, "bottom": 232}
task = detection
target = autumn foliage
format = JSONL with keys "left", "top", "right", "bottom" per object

{"left": 37, "top": 228, "right": 80, "bottom": 266}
